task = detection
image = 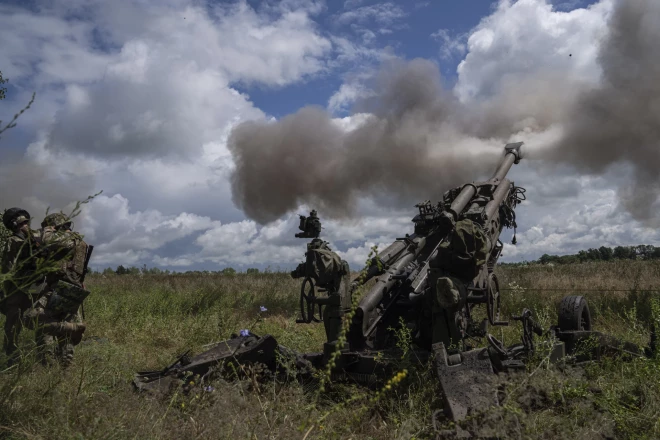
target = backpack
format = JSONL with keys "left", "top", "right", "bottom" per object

{"left": 304, "top": 240, "right": 348, "bottom": 287}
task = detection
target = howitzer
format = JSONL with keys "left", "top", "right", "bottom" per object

{"left": 135, "top": 142, "right": 654, "bottom": 424}
{"left": 347, "top": 142, "right": 525, "bottom": 353}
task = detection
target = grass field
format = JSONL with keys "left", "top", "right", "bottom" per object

{"left": 1, "top": 260, "right": 659, "bottom": 439}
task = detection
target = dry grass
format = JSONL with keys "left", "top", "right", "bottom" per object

{"left": 0, "top": 261, "right": 659, "bottom": 439}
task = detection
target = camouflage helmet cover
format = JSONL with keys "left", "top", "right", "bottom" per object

{"left": 41, "top": 212, "right": 71, "bottom": 229}
{"left": 2, "top": 207, "right": 31, "bottom": 230}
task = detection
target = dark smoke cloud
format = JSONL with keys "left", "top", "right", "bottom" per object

{"left": 228, "top": 59, "right": 502, "bottom": 224}
{"left": 0, "top": 152, "right": 96, "bottom": 224}
{"left": 551, "top": 0, "right": 660, "bottom": 225}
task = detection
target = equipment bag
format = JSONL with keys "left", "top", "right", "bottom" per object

{"left": 46, "top": 280, "right": 91, "bottom": 317}
{"left": 304, "top": 240, "right": 347, "bottom": 286}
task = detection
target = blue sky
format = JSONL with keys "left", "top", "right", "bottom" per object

{"left": 1, "top": 0, "right": 658, "bottom": 272}
{"left": 236, "top": 0, "right": 500, "bottom": 118}
{"left": 235, "top": 0, "right": 601, "bottom": 118}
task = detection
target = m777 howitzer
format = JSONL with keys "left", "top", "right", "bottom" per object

{"left": 134, "top": 143, "right": 655, "bottom": 422}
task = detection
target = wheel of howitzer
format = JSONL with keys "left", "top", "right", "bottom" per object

{"left": 558, "top": 295, "right": 592, "bottom": 331}
{"left": 486, "top": 273, "right": 501, "bottom": 325}
{"left": 300, "top": 277, "right": 322, "bottom": 323}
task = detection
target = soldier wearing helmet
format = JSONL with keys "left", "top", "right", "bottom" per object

{"left": 1, "top": 207, "right": 44, "bottom": 364}
{"left": 40, "top": 212, "right": 88, "bottom": 287}
{"left": 23, "top": 212, "right": 90, "bottom": 366}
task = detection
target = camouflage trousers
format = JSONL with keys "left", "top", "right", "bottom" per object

{"left": 36, "top": 309, "right": 83, "bottom": 367}
{"left": 24, "top": 293, "right": 85, "bottom": 367}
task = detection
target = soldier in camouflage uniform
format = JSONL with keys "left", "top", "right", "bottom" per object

{"left": 426, "top": 219, "right": 489, "bottom": 351}
{"left": 291, "top": 211, "right": 351, "bottom": 360}
{"left": 1, "top": 208, "right": 45, "bottom": 365}
{"left": 40, "top": 212, "right": 89, "bottom": 366}
{"left": 24, "top": 212, "right": 89, "bottom": 366}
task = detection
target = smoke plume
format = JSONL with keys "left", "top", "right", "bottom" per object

{"left": 229, "top": 0, "right": 660, "bottom": 225}
{"left": 550, "top": 0, "right": 660, "bottom": 225}
{"left": 228, "top": 59, "right": 502, "bottom": 224}
{"left": 0, "top": 150, "right": 96, "bottom": 224}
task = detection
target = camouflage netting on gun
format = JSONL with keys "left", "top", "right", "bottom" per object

{"left": 433, "top": 219, "right": 489, "bottom": 280}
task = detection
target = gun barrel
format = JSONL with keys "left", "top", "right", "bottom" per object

{"left": 484, "top": 178, "right": 512, "bottom": 221}
{"left": 377, "top": 240, "right": 409, "bottom": 266}
{"left": 357, "top": 236, "right": 426, "bottom": 316}
{"left": 448, "top": 184, "right": 477, "bottom": 218}
{"left": 447, "top": 143, "right": 523, "bottom": 219}
{"left": 492, "top": 142, "right": 523, "bottom": 181}
{"left": 351, "top": 237, "right": 417, "bottom": 287}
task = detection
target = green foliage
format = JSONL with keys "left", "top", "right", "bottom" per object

{"left": 246, "top": 268, "right": 259, "bottom": 274}
{"left": 221, "top": 267, "right": 236, "bottom": 275}
{"left": 0, "top": 211, "right": 11, "bottom": 259}
{"left": 0, "top": 71, "right": 36, "bottom": 139}
{"left": 0, "top": 70, "right": 6, "bottom": 101}
{"left": 522, "top": 244, "right": 660, "bottom": 267}
{"left": 599, "top": 245, "right": 614, "bottom": 261}
{"left": 115, "top": 265, "right": 129, "bottom": 275}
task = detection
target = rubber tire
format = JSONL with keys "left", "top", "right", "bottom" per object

{"left": 558, "top": 295, "right": 592, "bottom": 331}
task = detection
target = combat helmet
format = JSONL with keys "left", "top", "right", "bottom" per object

{"left": 2, "top": 207, "right": 31, "bottom": 231}
{"left": 41, "top": 212, "right": 72, "bottom": 230}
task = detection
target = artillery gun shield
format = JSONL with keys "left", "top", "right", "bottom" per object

{"left": 133, "top": 334, "right": 282, "bottom": 397}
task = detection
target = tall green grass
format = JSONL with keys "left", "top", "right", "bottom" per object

{"left": 0, "top": 261, "right": 658, "bottom": 439}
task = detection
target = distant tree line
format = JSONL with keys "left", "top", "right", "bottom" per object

{"left": 505, "top": 244, "right": 660, "bottom": 266}
{"left": 95, "top": 264, "right": 269, "bottom": 276}
{"left": 92, "top": 244, "right": 660, "bottom": 275}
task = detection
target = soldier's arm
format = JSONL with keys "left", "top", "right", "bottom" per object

{"left": 3, "top": 237, "right": 24, "bottom": 273}
{"left": 1, "top": 238, "right": 24, "bottom": 295}
{"left": 1, "top": 242, "right": 12, "bottom": 295}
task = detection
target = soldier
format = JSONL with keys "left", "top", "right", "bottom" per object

{"left": 291, "top": 211, "right": 351, "bottom": 360}
{"left": 295, "top": 210, "right": 322, "bottom": 239}
{"left": 27, "top": 212, "right": 89, "bottom": 366}
{"left": 426, "top": 218, "right": 489, "bottom": 351}
{"left": 1, "top": 207, "right": 44, "bottom": 365}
